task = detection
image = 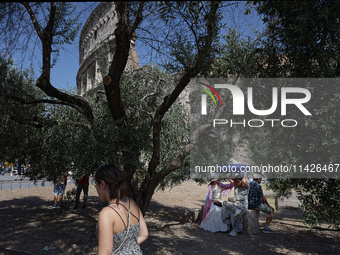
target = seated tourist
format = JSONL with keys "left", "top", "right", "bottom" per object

{"left": 200, "top": 177, "right": 233, "bottom": 232}
{"left": 248, "top": 173, "right": 276, "bottom": 233}
{"left": 221, "top": 175, "right": 249, "bottom": 237}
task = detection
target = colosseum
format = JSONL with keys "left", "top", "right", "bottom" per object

{"left": 76, "top": 2, "right": 140, "bottom": 95}
{"left": 75, "top": 2, "right": 251, "bottom": 166}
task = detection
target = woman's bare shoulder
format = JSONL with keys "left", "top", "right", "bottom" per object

{"left": 99, "top": 206, "right": 115, "bottom": 218}
{"left": 127, "top": 197, "right": 138, "bottom": 207}
{"left": 125, "top": 197, "right": 141, "bottom": 216}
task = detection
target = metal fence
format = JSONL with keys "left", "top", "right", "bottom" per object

{"left": 0, "top": 180, "right": 54, "bottom": 190}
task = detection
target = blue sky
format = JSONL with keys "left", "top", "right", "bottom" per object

{"left": 12, "top": 2, "right": 265, "bottom": 92}
{"left": 49, "top": 2, "right": 99, "bottom": 91}
{"left": 11, "top": 2, "right": 99, "bottom": 91}
{"left": 50, "top": 41, "right": 80, "bottom": 91}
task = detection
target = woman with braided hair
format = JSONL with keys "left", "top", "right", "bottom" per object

{"left": 95, "top": 164, "right": 148, "bottom": 254}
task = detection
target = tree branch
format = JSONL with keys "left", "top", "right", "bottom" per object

{"left": 35, "top": 76, "right": 94, "bottom": 123}
{"left": 131, "top": 2, "right": 145, "bottom": 34}
{"left": 3, "top": 93, "right": 86, "bottom": 115}
{"left": 104, "top": 2, "right": 145, "bottom": 121}
{"left": 20, "top": 2, "right": 43, "bottom": 39}
{"left": 147, "top": 1, "right": 221, "bottom": 177}
{"left": 19, "top": 2, "right": 95, "bottom": 123}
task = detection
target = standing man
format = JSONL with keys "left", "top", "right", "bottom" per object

{"left": 248, "top": 173, "right": 276, "bottom": 233}
{"left": 74, "top": 174, "right": 89, "bottom": 209}
{"left": 53, "top": 171, "right": 68, "bottom": 208}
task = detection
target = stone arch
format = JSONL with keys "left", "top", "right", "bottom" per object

{"left": 76, "top": 2, "right": 140, "bottom": 95}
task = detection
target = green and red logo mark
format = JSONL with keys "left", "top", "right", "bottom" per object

{"left": 198, "top": 82, "right": 222, "bottom": 115}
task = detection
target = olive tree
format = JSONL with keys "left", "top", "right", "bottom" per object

{"left": 209, "top": 1, "right": 340, "bottom": 228}
{"left": 0, "top": 1, "right": 227, "bottom": 214}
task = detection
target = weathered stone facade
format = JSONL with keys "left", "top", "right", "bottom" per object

{"left": 76, "top": 2, "right": 139, "bottom": 95}
{"left": 76, "top": 3, "right": 251, "bottom": 166}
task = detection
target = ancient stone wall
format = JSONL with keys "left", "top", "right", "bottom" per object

{"left": 77, "top": 2, "right": 139, "bottom": 95}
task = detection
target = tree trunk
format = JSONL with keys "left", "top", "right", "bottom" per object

{"left": 139, "top": 178, "right": 158, "bottom": 215}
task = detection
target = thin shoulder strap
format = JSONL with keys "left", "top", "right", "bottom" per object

{"left": 107, "top": 206, "right": 127, "bottom": 229}
{"left": 127, "top": 198, "right": 131, "bottom": 224}
{"left": 113, "top": 198, "right": 131, "bottom": 254}
{"left": 118, "top": 201, "right": 140, "bottom": 222}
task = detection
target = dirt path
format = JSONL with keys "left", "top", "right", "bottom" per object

{"left": 0, "top": 181, "right": 338, "bottom": 255}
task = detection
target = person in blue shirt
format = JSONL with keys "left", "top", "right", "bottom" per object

{"left": 248, "top": 173, "right": 275, "bottom": 233}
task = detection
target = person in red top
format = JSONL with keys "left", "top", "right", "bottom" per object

{"left": 74, "top": 174, "right": 89, "bottom": 209}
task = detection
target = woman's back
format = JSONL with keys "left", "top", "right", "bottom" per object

{"left": 95, "top": 164, "right": 148, "bottom": 255}
{"left": 108, "top": 197, "right": 140, "bottom": 234}
{"left": 107, "top": 198, "right": 143, "bottom": 254}
{"left": 112, "top": 222, "right": 141, "bottom": 254}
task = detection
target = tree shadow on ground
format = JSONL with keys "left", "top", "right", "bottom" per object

{"left": 1, "top": 195, "right": 338, "bottom": 255}
{"left": 142, "top": 201, "right": 339, "bottom": 255}
{"left": 0, "top": 195, "right": 102, "bottom": 255}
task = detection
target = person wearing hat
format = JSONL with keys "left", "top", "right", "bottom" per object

{"left": 221, "top": 175, "right": 249, "bottom": 237}
{"left": 200, "top": 177, "right": 233, "bottom": 232}
{"left": 248, "top": 173, "right": 276, "bottom": 233}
